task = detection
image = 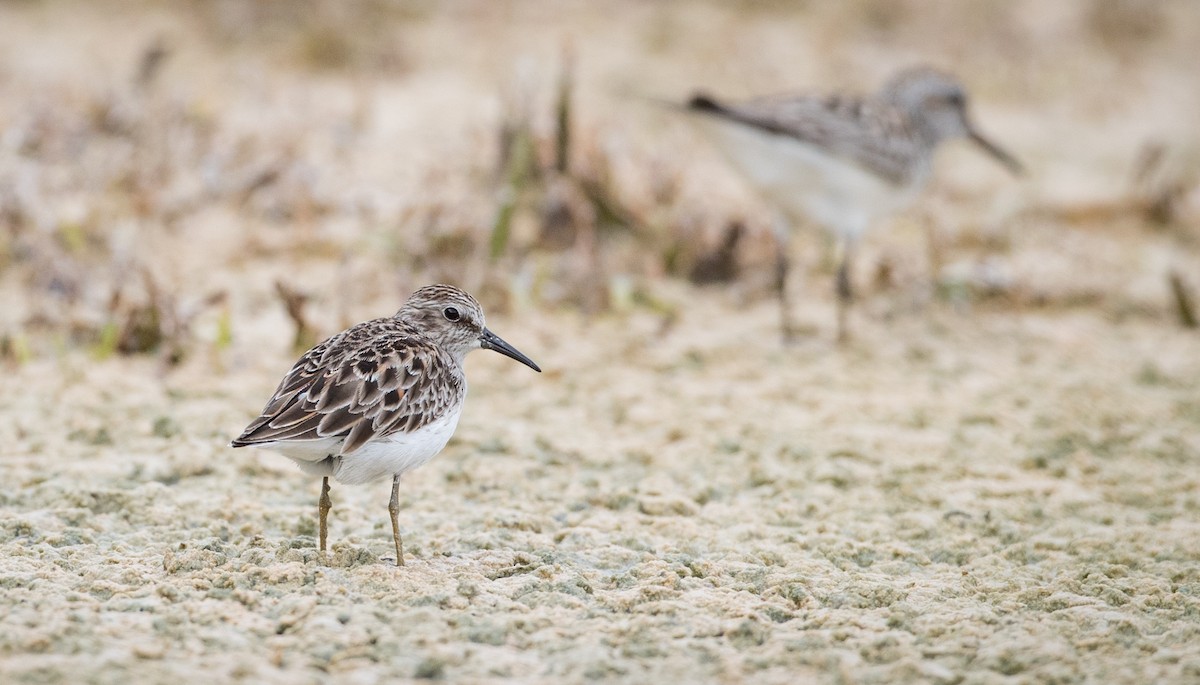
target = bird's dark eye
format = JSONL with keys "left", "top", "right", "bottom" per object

{"left": 443, "top": 307, "right": 461, "bottom": 322}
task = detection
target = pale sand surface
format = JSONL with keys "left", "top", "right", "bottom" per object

{"left": 2, "top": 1, "right": 1200, "bottom": 683}
{"left": 5, "top": 302, "right": 1200, "bottom": 684}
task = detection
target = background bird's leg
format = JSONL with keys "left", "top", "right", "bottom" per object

{"left": 772, "top": 213, "right": 796, "bottom": 344}
{"left": 388, "top": 475, "right": 405, "bottom": 567}
{"left": 836, "top": 238, "right": 857, "bottom": 343}
{"left": 318, "top": 476, "right": 331, "bottom": 555}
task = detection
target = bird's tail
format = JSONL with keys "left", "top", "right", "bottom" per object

{"left": 685, "top": 93, "right": 726, "bottom": 114}
{"left": 615, "top": 87, "right": 725, "bottom": 117}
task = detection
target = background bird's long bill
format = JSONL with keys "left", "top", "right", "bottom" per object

{"left": 968, "top": 128, "right": 1023, "bottom": 175}
{"left": 480, "top": 329, "right": 542, "bottom": 372}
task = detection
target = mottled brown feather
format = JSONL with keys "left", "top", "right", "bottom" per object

{"left": 231, "top": 317, "right": 466, "bottom": 455}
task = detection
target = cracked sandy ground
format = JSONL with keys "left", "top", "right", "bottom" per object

{"left": 3, "top": 298, "right": 1200, "bottom": 684}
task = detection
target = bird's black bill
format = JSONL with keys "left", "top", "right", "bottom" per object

{"left": 968, "top": 128, "right": 1024, "bottom": 176}
{"left": 480, "top": 328, "right": 542, "bottom": 372}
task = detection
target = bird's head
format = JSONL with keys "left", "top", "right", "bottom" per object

{"left": 396, "top": 284, "right": 541, "bottom": 371}
{"left": 883, "top": 67, "right": 1022, "bottom": 175}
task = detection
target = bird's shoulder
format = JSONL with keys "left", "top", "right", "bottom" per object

{"left": 232, "top": 317, "right": 464, "bottom": 454}
{"left": 740, "top": 91, "right": 914, "bottom": 146}
{"left": 693, "top": 88, "right": 923, "bottom": 184}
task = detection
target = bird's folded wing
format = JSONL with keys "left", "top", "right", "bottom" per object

{"left": 688, "top": 92, "right": 919, "bottom": 185}
{"left": 231, "top": 333, "right": 454, "bottom": 455}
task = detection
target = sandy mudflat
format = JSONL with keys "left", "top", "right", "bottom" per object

{"left": 3, "top": 1, "right": 1200, "bottom": 683}
{"left": 4, "top": 302, "right": 1200, "bottom": 684}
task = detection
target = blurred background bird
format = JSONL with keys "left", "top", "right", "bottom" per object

{"left": 685, "top": 67, "right": 1023, "bottom": 342}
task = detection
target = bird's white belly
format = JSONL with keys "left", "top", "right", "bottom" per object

{"left": 702, "top": 121, "right": 922, "bottom": 240}
{"left": 259, "top": 407, "right": 463, "bottom": 486}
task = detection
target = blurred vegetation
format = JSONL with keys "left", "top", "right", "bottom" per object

{"left": 183, "top": 0, "right": 427, "bottom": 72}
{"left": 0, "top": 0, "right": 1197, "bottom": 367}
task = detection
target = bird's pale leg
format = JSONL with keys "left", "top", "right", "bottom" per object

{"left": 388, "top": 475, "right": 405, "bottom": 567}
{"left": 772, "top": 214, "right": 796, "bottom": 344}
{"left": 318, "top": 476, "right": 331, "bottom": 557}
{"left": 835, "top": 239, "right": 856, "bottom": 344}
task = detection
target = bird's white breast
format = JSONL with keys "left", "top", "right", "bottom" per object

{"left": 258, "top": 406, "right": 464, "bottom": 486}
{"left": 701, "top": 120, "right": 924, "bottom": 240}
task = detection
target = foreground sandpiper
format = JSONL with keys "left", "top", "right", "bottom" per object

{"left": 685, "top": 66, "right": 1022, "bottom": 342}
{"left": 231, "top": 284, "right": 541, "bottom": 566}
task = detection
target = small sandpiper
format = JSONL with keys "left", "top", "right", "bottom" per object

{"left": 231, "top": 284, "right": 542, "bottom": 566}
{"left": 685, "top": 66, "right": 1022, "bottom": 342}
